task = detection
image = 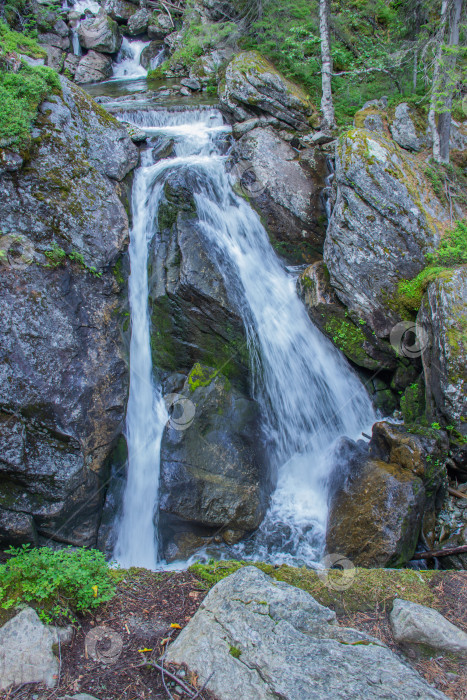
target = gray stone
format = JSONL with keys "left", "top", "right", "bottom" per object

{"left": 181, "top": 77, "right": 201, "bottom": 91}
{"left": 418, "top": 267, "right": 467, "bottom": 430}
{"left": 324, "top": 129, "right": 448, "bottom": 336}
{"left": 44, "top": 45, "right": 65, "bottom": 71}
{"left": 450, "top": 120, "right": 467, "bottom": 151}
{"left": 233, "top": 127, "right": 326, "bottom": 264}
{"left": 390, "top": 599, "right": 467, "bottom": 656}
{"left": 147, "top": 12, "right": 173, "bottom": 40}
{"left": 0, "top": 608, "right": 72, "bottom": 691}
{"left": 121, "top": 120, "right": 147, "bottom": 143}
{"left": 103, "top": 0, "right": 137, "bottom": 22}
{"left": 78, "top": 13, "right": 122, "bottom": 54}
{"left": 390, "top": 103, "right": 427, "bottom": 151}
{"left": 127, "top": 8, "right": 151, "bottom": 36}
{"left": 63, "top": 52, "right": 80, "bottom": 77}
{"left": 179, "top": 86, "right": 191, "bottom": 96}
{"left": 220, "top": 51, "right": 316, "bottom": 131}
{"left": 38, "top": 31, "right": 70, "bottom": 50}
{"left": 0, "top": 508, "right": 38, "bottom": 545}
{"left": 166, "top": 566, "right": 447, "bottom": 699}
{"left": 62, "top": 695, "right": 101, "bottom": 700}
{"left": 75, "top": 50, "right": 113, "bottom": 83}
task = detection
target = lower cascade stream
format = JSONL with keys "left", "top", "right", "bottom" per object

{"left": 114, "top": 107, "right": 376, "bottom": 569}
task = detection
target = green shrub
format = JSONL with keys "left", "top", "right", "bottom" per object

{"left": 0, "top": 20, "right": 46, "bottom": 58}
{"left": 0, "top": 545, "right": 116, "bottom": 624}
{"left": 427, "top": 219, "right": 467, "bottom": 267}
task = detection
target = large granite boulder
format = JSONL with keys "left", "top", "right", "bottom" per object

{"left": 0, "top": 608, "right": 72, "bottom": 691}
{"left": 0, "top": 78, "right": 136, "bottom": 546}
{"left": 78, "top": 12, "right": 122, "bottom": 54}
{"left": 166, "top": 566, "right": 447, "bottom": 699}
{"left": 390, "top": 599, "right": 467, "bottom": 657}
{"left": 75, "top": 50, "right": 113, "bottom": 83}
{"left": 324, "top": 129, "right": 448, "bottom": 337}
{"left": 219, "top": 51, "right": 317, "bottom": 131}
{"left": 159, "top": 365, "right": 264, "bottom": 532}
{"left": 149, "top": 171, "right": 248, "bottom": 386}
{"left": 418, "top": 267, "right": 467, "bottom": 431}
{"left": 232, "top": 127, "right": 326, "bottom": 264}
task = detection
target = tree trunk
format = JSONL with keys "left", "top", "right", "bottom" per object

{"left": 413, "top": 48, "right": 418, "bottom": 91}
{"left": 428, "top": 0, "right": 449, "bottom": 163}
{"left": 438, "top": 0, "right": 463, "bottom": 163}
{"left": 319, "top": 0, "right": 335, "bottom": 131}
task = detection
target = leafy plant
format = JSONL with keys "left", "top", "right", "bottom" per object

{"left": 0, "top": 545, "right": 116, "bottom": 624}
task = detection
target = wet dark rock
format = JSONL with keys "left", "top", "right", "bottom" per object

{"left": 63, "top": 53, "right": 80, "bottom": 78}
{"left": 149, "top": 172, "right": 248, "bottom": 387}
{"left": 0, "top": 507, "right": 38, "bottom": 546}
{"left": 43, "top": 45, "right": 65, "bottom": 71}
{"left": 78, "top": 13, "right": 122, "bottom": 54}
{"left": 181, "top": 77, "right": 201, "bottom": 91}
{"left": 38, "top": 31, "right": 70, "bottom": 50}
{"left": 160, "top": 365, "right": 264, "bottom": 531}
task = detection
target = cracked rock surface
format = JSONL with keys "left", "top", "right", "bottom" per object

{"left": 166, "top": 566, "right": 447, "bottom": 699}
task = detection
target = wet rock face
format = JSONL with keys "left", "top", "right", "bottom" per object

{"left": 324, "top": 129, "right": 448, "bottom": 337}
{"left": 232, "top": 127, "right": 326, "bottom": 264}
{"left": 147, "top": 13, "right": 173, "bottom": 40}
{"left": 417, "top": 267, "right": 467, "bottom": 431}
{"left": 149, "top": 172, "right": 248, "bottom": 387}
{"left": 0, "top": 79, "right": 134, "bottom": 547}
{"left": 219, "top": 51, "right": 317, "bottom": 131}
{"left": 78, "top": 13, "right": 122, "bottom": 54}
{"left": 298, "top": 261, "right": 397, "bottom": 371}
{"left": 127, "top": 8, "right": 151, "bottom": 36}
{"left": 160, "top": 366, "right": 264, "bottom": 531}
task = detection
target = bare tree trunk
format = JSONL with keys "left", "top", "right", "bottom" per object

{"left": 428, "top": 0, "right": 449, "bottom": 163}
{"left": 413, "top": 48, "right": 418, "bottom": 91}
{"left": 438, "top": 0, "right": 463, "bottom": 163}
{"left": 319, "top": 0, "right": 335, "bottom": 131}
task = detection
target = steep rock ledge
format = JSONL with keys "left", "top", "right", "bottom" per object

{"left": 0, "top": 77, "right": 137, "bottom": 547}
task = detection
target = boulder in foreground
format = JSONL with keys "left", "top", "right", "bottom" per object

{"left": 166, "top": 566, "right": 447, "bottom": 699}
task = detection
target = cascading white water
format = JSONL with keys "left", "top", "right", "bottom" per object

{"left": 71, "top": 28, "right": 82, "bottom": 56}
{"left": 112, "top": 38, "right": 165, "bottom": 80}
{"left": 115, "top": 107, "right": 375, "bottom": 568}
{"left": 113, "top": 109, "right": 229, "bottom": 568}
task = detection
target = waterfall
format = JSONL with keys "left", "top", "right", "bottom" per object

{"left": 112, "top": 38, "right": 151, "bottom": 79}
{"left": 114, "top": 108, "right": 375, "bottom": 568}
{"left": 71, "top": 28, "right": 82, "bottom": 56}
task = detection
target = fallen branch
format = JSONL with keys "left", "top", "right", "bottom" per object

{"left": 412, "top": 544, "right": 467, "bottom": 560}
{"left": 448, "top": 486, "right": 467, "bottom": 500}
